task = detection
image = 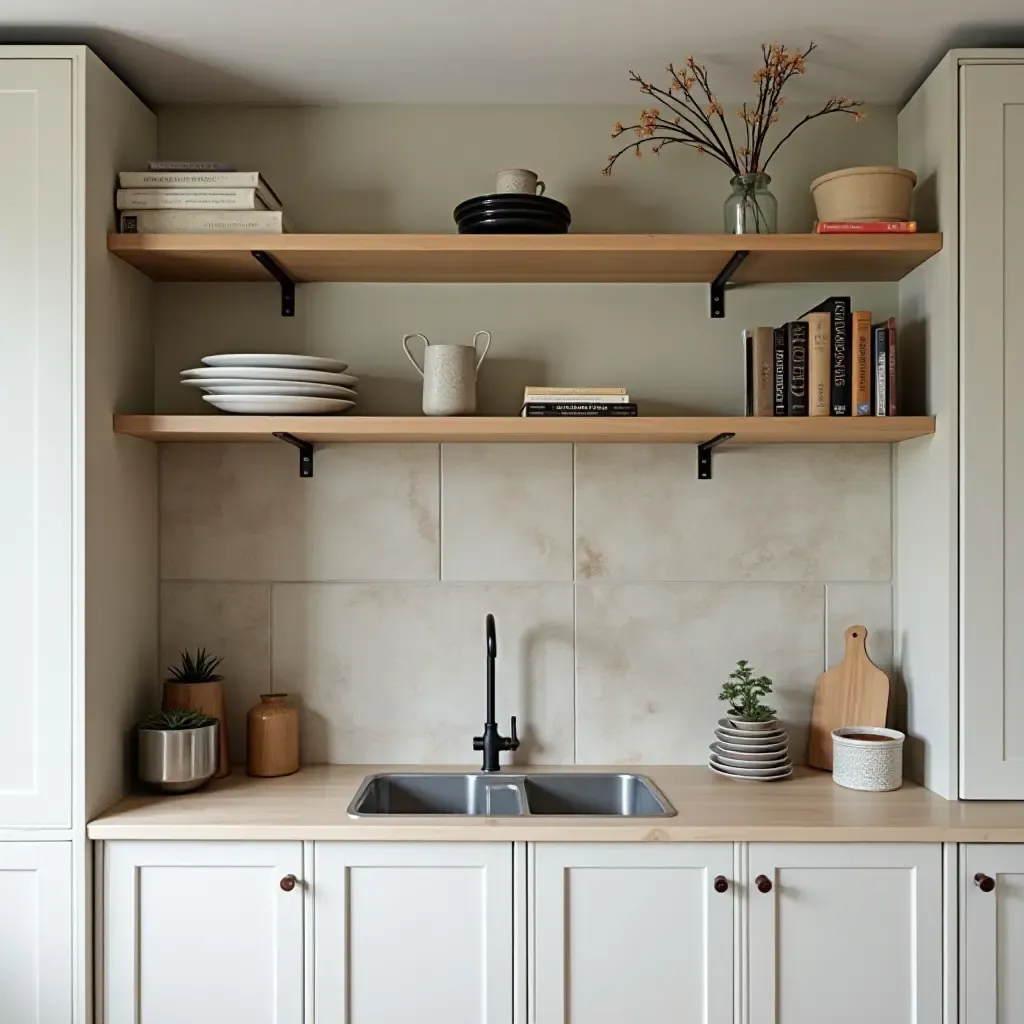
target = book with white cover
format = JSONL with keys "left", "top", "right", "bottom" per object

{"left": 522, "top": 393, "right": 631, "bottom": 403}
{"left": 119, "top": 170, "right": 282, "bottom": 208}
{"left": 147, "top": 161, "right": 236, "bottom": 171}
{"left": 525, "top": 386, "right": 627, "bottom": 396}
{"left": 115, "top": 188, "right": 275, "bottom": 211}
{"left": 119, "top": 210, "right": 284, "bottom": 234}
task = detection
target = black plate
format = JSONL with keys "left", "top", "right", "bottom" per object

{"left": 457, "top": 215, "right": 569, "bottom": 235}
{"left": 454, "top": 193, "right": 571, "bottom": 222}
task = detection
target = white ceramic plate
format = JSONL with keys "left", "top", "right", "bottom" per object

{"left": 709, "top": 755, "right": 793, "bottom": 777}
{"left": 708, "top": 762, "right": 793, "bottom": 782}
{"left": 182, "top": 366, "right": 359, "bottom": 386}
{"left": 714, "top": 731, "right": 788, "bottom": 750}
{"left": 202, "top": 353, "right": 349, "bottom": 373}
{"left": 710, "top": 750, "right": 792, "bottom": 771}
{"left": 710, "top": 742, "right": 790, "bottom": 763}
{"left": 716, "top": 721, "right": 787, "bottom": 742}
{"left": 183, "top": 379, "right": 358, "bottom": 400}
{"left": 203, "top": 395, "right": 356, "bottom": 415}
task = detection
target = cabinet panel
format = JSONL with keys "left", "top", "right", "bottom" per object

{"left": 315, "top": 842, "right": 512, "bottom": 1024}
{"left": 960, "top": 62, "right": 1024, "bottom": 798}
{"left": 0, "top": 59, "right": 73, "bottom": 828}
{"left": 531, "top": 843, "right": 734, "bottom": 1024}
{"left": 103, "top": 841, "right": 303, "bottom": 1024}
{"left": 962, "top": 844, "right": 1024, "bottom": 1022}
{"left": 0, "top": 842, "right": 72, "bottom": 1023}
{"left": 748, "top": 843, "right": 941, "bottom": 1024}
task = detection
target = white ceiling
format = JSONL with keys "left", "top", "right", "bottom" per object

{"left": 3, "top": 0, "right": 1024, "bottom": 106}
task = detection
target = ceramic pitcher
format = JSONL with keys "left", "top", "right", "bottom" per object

{"left": 402, "top": 331, "right": 491, "bottom": 416}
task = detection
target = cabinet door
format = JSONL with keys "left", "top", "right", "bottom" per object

{"left": 531, "top": 843, "right": 734, "bottom": 1024}
{"left": 103, "top": 841, "right": 304, "bottom": 1024}
{"left": 0, "top": 842, "right": 72, "bottom": 1023}
{"left": 0, "top": 59, "right": 73, "bottom": 828}
{"left": 960, "top": 63, "right": 1024, "bottom": 798}
{"left": 315, "top": 842, "right": 512, "bottom": 1024}
{"left": 748, "top": 843, "right": 941, "bottom": 1024}
{"left": 962, "top": 844, "right": 1024, "bottom": 1022}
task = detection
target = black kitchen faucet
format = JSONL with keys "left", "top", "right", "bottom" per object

{"left": 473, "top": 613, "right": 519, "bottom": 772}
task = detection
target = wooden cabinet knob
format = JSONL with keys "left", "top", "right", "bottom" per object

{"left": 713, "top": 875, "right": 729, "bottom": 893}
{"left": 974, "top": 872, "right": 995, "bottom": 893}
{"left": 280, "top": 874, "right": 298, "bottom": 892}
{"left": 755, "top": 874, "right": 773, "bottom": 894}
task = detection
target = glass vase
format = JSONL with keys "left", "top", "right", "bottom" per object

{"left": 724, "top": 172, "right": 778, "bottom": 234}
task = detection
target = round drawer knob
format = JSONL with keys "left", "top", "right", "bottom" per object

{"left": 974, "top": 873, "right": 995, "bottom": 893}
{"left": 713, "top": 875, "right": 729, "bottom": 893}
{"left": 755, "top": 874, "right": 773, "bottom": 894}
{"left": 280, "top": 874, "right": 298, "bottom": 892}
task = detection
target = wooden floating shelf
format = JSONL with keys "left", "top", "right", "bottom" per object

{"left": 114, "top": 415, "right": 936, "bottom": 445}
{"left": 107, "top": 233, "right": 942, "bottom": 285}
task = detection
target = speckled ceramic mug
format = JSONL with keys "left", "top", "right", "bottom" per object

{"left": 494, "top": 168, "right": 545, "bottom": 195}
{"left": 402, "top": 331, "right": 491, "bottom": 416}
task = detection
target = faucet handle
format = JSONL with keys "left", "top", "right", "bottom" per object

{"left": 506, "top": 715, "right": 520, "bottom": 752}
{"left": 473, "top": 735, "right": 484, "bottom": 752}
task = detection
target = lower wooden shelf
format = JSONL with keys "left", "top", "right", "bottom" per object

{"left": 113, "top": 415, "right": 936, "bottom": 444}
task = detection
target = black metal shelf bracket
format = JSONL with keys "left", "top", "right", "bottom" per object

{"left": 709, "top": 250, "right": 750, "bottom": 318}
{"left": 252, "top": 250, "right": 296, "bottom": 317}
{"left": 273, "top": 432, "right": 314, "bottom": 477}
{"left": 696, "top": 432, "right": 736, "bottom": 480}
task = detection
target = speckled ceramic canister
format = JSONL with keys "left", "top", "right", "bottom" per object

{"left": 831, "top": 727, "right": 905, "bottom": 792}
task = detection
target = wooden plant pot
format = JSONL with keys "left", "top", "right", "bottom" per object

{"left": 247, "top": 694, "right": 300, "bottom": 778}
{"left": 162, "top": 680, "right": 230, "bottom": 778}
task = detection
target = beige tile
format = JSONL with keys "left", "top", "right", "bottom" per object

{"left": 825, "top": 583, "right": 893, "bottom": 675}
{"left": 160, "top": 582, "right": 272, "bottom": 765}
{"left": 575, "top": 444, "right": 892, "bottom": 582}
{"left": 272, "top": 583, "right": 574, "bottom": 764}
{"left": 575, "top": 583, "right": 825, "bottom": 765}
{"left": 160, "top": 442, "right": 439, "bottom": 581}
{"left": 441, "top": 444, "right": 573, "bottom": 581}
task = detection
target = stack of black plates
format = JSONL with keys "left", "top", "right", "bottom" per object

{"left": 453, "top": 194, "right": 571, "bottom": 234}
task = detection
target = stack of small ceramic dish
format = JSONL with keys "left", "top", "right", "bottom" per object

{"left": 453, "top": 194, "right": 571, "bottom": 234}
{"left": 709, "top": 718, "right": 793, "bottom": 782}
{"left": 180, "top": 354, "right": 359, "bottom": 415}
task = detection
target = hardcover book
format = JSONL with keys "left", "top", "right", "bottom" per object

{"left": 773, "top": 327, "right": 787, "bottom": 416}
{"left": 147, "top": 161, "right": 237, "bottom": 171}
{"left": 119, "top": 171, "right": 282, "bottom": 209}
{"left": 872, "top": 323, "right": 889, "bottom": 416}
{"left": 804, "top": 296, "right": 851, "bottom": 415}
{"left": 886, "top": 318, "right": 898, "bottom": 415}
{"left": 521, "top": 403, "right": 638, "bottom": 417}
{"left": 851, "top": 311, "right": 873, "bottom": 415}
{"left": 804, "top": 313, "right": 831, "bottom": 417}
{"left": 815, "top": 221, "right": 918, "bottom": 233}
{"left": 523, "top": 393, "right": 632, "bottom": 404}
{"left": 749, "top": 327, "right": 774, "bottom": 417}
{"left": 785, "top": 321, "right": 809, "bottom": 417}
{"left": 119, "top": 210, "right": 284, "bottom": 234}
{"left": 115, "top": 188, "right": 275, "bottom": 211}
{"left": 524, "top": 386, "right": 627, "bottom": 396}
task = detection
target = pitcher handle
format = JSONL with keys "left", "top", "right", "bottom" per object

{"left": 473, "top": 330, "right": 491, "bottom": 372}
{"left": 402, "top": 333, "right": 429, "bottom": 377}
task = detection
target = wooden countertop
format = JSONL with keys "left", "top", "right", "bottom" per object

{"left": 87, "top": 766, "right": 1024, "bottom": 842}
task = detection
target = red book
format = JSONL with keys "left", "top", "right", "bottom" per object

{"left": 815, "top": 221, "right": 918, "bottom": 233}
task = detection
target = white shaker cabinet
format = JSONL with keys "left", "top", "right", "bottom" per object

{"left": 962, "top": 844, "right": 1024, "bottom": 1023}
{"left": 314, "top": 842, "right": 513, "bottom": 1024}
{"left": 530, "top": 843, "right": 734, "bottom": 1024}
{"left": 0, "top": 842, "right": 72, "bottom": 1023}
{"left": 748, "top": 843, "right": 942, "bottom": 1024}
{"left": 103, "top": 841, "right": 304, "bottom": 1024}
{"left": 0, "top": 58, "right": 73, "bottom": 829}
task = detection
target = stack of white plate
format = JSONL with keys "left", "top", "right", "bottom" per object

{"left": 180, "top": 354, "right": 359, "bottom": 415}
{"left": 708, "top": 718, "right": 793, "bottom": 782}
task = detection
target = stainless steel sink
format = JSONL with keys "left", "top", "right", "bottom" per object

{"left": 347, "top": 772, "right": 675, "bottom": 818}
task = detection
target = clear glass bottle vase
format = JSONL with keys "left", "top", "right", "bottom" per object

{"left": 724, "top": 172, "right": 778, "bottom": 234}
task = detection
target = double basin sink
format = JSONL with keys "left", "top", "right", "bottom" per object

{"left": 348, "top": 772, "right": 676, "bottom": 818}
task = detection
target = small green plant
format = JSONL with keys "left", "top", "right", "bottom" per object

{"left": 140, "top": 708, "right": 218, "bottom": 731}
{"left": 718, "top": 659, "right": 775, "bottom": 722}
{"left": 166, "top": 647, "right": 223, "bottom": 683}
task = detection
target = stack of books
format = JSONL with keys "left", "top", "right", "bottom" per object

{"left": 520, "top": 387, "right": 637, "bottom": 417}
{"left": 815, "top": 220, "right": 917, "bottom": 233}
{"left": 116, "top": 161, "right": 285, "bottom": 234}
{"left": 743, "top": 297, "right": 897, "bottom": 418}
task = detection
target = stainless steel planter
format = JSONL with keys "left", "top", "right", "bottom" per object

{"left": 138, "top": 723, "right": 218, "bottom": 793}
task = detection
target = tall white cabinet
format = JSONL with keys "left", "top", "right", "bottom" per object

{"left": 0, "top": 46, "right": 157, "bottom": 1023}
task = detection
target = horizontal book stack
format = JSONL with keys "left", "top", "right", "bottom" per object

{"left": 520, "top": 386, "right": 637, "bottom": 417}
{"left": 116, "top": 161, "right": 286, "bottom": 233}
{"left": 744, "top": 298, "right": 897, "bottom": 418}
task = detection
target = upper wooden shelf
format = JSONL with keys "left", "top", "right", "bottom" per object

{"left": 113, "top": 415, "right": 936, "bottom": 445}
{"left": 107, "top": 233, "right": 942, "bottom": 285}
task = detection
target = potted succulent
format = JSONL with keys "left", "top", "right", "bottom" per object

{"left": 162, "top": 648, "right": 230, "bottom": 778}
{"left": 138, "top": 709, "right": 219, "bottom": 793}
{"left": 718, "top": 659, "right": 777, "bottom": 730}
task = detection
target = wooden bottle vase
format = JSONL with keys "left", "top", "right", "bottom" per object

{"left": 247, "top": 694, "right": 300, "bottom": 778}
{"left": 162, "top": 680, "right": 231, "bottom": 778}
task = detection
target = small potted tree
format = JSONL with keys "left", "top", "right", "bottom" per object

{"left": 162, "top": 648, "right": 230, "bottom": 777}
{"left": 137, "top": 709, "right": 219, "bottom": 793}
{"left": 718, "top": 659, "right": 777, "bottom": 731}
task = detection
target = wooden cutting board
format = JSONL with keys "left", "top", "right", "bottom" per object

{"left": 808, "top": 625, "right": 890, "bottom": 771}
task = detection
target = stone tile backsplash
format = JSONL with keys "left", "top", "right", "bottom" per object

{"left": 160, "top": 441, "right": 895, "bottom": 764}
